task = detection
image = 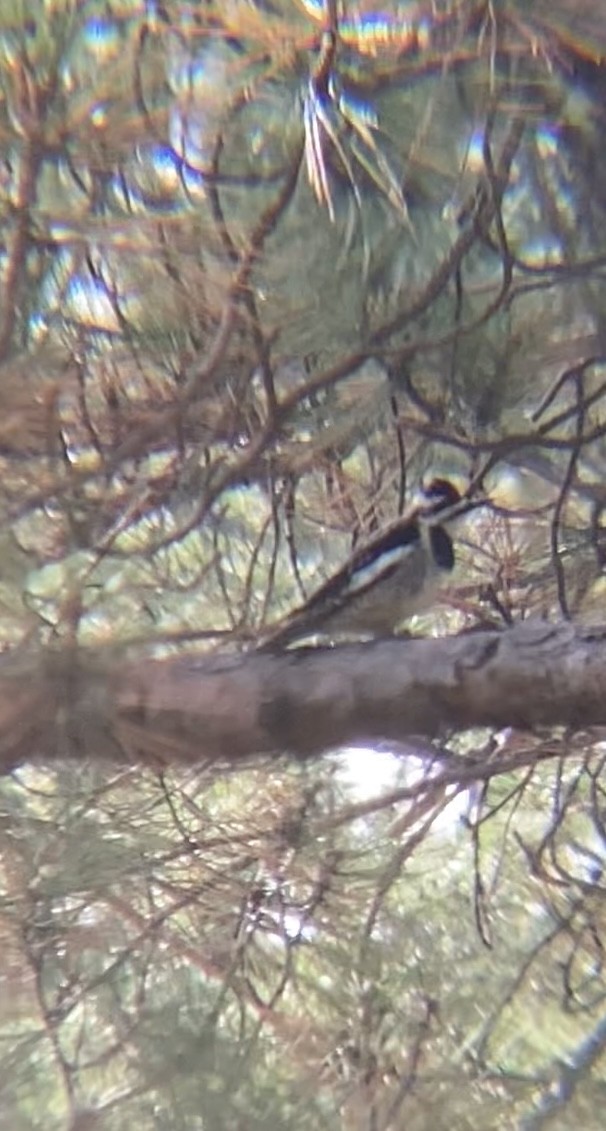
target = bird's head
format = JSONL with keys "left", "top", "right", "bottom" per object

{"left": 417, "top": 478, "right": 462, "bottom": 522}
{"left": 415, "top": 479, "right": 465, "bottom": 572}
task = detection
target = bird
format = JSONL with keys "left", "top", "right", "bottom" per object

{"left": 259, "top": 478, "right": 462, "bottom": 649}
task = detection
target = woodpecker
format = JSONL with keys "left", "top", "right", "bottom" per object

{"left": 260, "top": 479, "right": 462, "bottom": 649}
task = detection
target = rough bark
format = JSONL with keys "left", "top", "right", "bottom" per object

{"left": 1, "top": 621, "right": 606, "bottom": 772}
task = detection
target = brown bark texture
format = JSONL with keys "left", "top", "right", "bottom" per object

{"left": 1, "top": 621, "right": 605, "bottom": 772}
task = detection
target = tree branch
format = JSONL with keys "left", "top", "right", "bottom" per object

{"left": 2, "top": 621, "right": 606, "bottom": 772}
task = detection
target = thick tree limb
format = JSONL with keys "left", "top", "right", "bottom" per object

{"left": 1, "top": 621, "right": 606, "bottom": 772}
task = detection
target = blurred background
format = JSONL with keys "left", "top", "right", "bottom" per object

{"left": 1, "top": 2, "right": 606, "bottom": 1128}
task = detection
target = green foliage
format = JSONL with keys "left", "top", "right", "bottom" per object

{"left": 2, "top": 1, "right": 606, "bottom": 1128}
